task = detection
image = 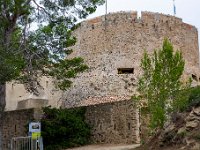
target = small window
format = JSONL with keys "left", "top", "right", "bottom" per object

{"left": 46, "top": 81, "right": 49, "bottom": 88}
{"left": 128, "top": 123, "right": 131, "bottom": 130}
{"left": 118, "top": 68, "right": 134, "bottom": 74}
{"left": 114, "top": 124, "right": 116, "bottom": 130}
{"left": 192, "top": 74, "right": 198, "bottom": 81}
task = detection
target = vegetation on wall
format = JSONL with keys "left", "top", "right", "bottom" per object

{"left": 136, "top": 39, "right": 191, "bottom": 129}
{"left": 41, "top": 107, "right": 90, "bottom": 150}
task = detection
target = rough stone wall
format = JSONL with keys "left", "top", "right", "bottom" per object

{"left": 0, "top": 109, "right": 41, "bottom": 150}
{"left": 64, "top": 11, "right": 200, "bottom": 107}
{"left": 0, "top": 100, "right": 139, "bottom": 148}
{"left": 85, "top": 99, "right": 140, "bottom": 144}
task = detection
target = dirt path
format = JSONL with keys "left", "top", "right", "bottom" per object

{"left": 66, "top": 144, "right": 140, "bottom": 150}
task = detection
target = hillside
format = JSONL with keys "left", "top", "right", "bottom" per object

{"left": 135, "top": 87, "right": 200, "bottom": 150}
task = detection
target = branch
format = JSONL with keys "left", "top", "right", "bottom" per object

{"left": 32, "top": 0, "right": 51, "bottom": 17}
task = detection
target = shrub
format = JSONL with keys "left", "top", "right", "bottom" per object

{"left": 41, "top": 107, "right": 90, "bottom": 150}
{"left": 187, "top": 86, "right": 200, "bottom": 110}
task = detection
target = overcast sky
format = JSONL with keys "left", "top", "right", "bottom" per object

{"left": 86, "top": 0, "right": 200, "bottom": 50}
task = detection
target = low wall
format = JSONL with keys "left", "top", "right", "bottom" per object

{"left": 0, "top": 99, "right": 140, "bottom": 149}
{"left": 85, "top": 99, "right": 140, "bottom": 144}
{"left": 0, "top": 109, "right": 42, "bottom": 150}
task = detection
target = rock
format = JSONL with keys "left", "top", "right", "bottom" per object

{"left": 186, "top": 138, "right": 196, "bottom": 146}
{"left": 193, "top": 107, "right": 200, "bottom": 116}
{"left": 186, "top": 110, "right": 200, "bottom": 122}
{"left": 189, "top": 115, "right": 200, "bottom": 121}
{"left": 163, "top": 124, "right": 175, "bottom": 134}
{"left": 191, "top": 142, "right": 200, "bottom": 150}
{"left": 180, "top": 146, "right": 187, "bottom": 150}
{"left": 185, "top": 107, "right": 200, "bottom": 131}
{"left": 159, "top": 141, "right": 164, "bottom": 147}
{"left": 186, "top": 120, "right": 199, "bottom": 130}
{"left": 177, "top": 127, "right": 186, "bottom": 135}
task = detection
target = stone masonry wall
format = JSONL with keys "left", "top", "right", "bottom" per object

{"left": 0, "top": 101, "right": 139, "bottom": 149}
{"left": 84, "top": 99, "right": 140, "bottom": 144}
{"left": 63, "top": 11, "right": 199, "bottom": 107}
{"left": 0, "top": 109, "right": 41, "bottom": 150}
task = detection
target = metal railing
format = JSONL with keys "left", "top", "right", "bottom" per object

{"left": 11, "top": 136, "right": 43, "bottom": 150}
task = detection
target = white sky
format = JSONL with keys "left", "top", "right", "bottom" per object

{"left": 86, "top": 0, "right": 200, "bottom": 50}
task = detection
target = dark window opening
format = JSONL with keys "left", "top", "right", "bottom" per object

{"left": 118, "top": 68, "right": 134, "bottom": 74}
{"left": 114, "top": 124, "right": 116, "bottom": 130}
{"left": 128, "top": 123, "right": 131, "bottom": 130}
{"left": 46, "top": 81, "right": 49, "bottom": 88}
{"left": 192, "top": 74, "right": 198, "bottom": 81}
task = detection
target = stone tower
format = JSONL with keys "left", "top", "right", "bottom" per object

{"left": 63, "top": 11, "right": 199, "bottom": 107}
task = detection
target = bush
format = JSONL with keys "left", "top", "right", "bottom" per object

{"left": 41, "top": 107, "right": 90, "bottom": 150}
{"left": 186, "top": 86, "right": 200, "bottom": 110}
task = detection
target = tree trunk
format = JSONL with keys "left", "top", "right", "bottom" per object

{"left": 0, "top": 84, "right": 5, "bottom": 113}
{"left": 0, "top": 84, "right": 6, "bottom": 150}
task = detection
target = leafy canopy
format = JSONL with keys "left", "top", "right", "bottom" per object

{"left": 0, "top": 0, "right": 105, "bottom": 93}
{"left": 137, "top": 39, "right": 190, "bottom": 129}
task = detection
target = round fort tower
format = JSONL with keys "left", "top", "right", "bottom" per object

{"left": 64, "top": 11, "right": 200, "bottom": 107}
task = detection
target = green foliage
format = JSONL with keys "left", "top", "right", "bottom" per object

{"left": 186, "top": 86, "right": 200, "bottom": 110}
{"left": 177, "top": 130, "right": 187, "bottom": 137}
{"left": 137, "top": 38, "right": 190, "bottom": 129}
{"left": 0, "top": 0, "right": 105, "bottom": 91}
{"left": 171, "top": 88, "right": 191, "bottom": 112}
{"left": 41, "top": 107, "right": 90, "bottom": 150}
{"left": 193, "top": 134, "right": 200, "bottom": 140}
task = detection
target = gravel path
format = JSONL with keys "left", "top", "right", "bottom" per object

{"left": 66, "top": 144, "right": 140, "bottom": 150}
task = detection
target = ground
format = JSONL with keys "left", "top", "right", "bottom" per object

{"left": 66, "top": 144, "right": 140, "bottom": 150}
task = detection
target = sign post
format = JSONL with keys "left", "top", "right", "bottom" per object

{"left": 29, "top": 122, "right": 42, "bottom": 150}
{"left": 29, "top": 122, "right": 41, "bottom": 139}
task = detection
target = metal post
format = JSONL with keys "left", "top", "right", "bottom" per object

{"left": 173, "top": 0, "right": 176, "bottom": 16}
{"left": 105, "top": 0, "right": 107, "bottom": 15}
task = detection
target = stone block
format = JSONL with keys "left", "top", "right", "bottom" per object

{"left": 17, "top": 98, "right": 48, "bottom": 110}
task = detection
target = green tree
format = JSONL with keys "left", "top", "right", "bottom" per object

{"left": 137, "top": 39, "right": 190, "bottom": 129}
{"left": 0, "top": 0, "right": 105, "bottom": 112}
